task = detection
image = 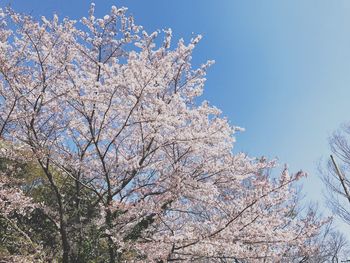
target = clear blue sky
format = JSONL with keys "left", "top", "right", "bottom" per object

{"left": 4, "top": 0, "right": 350, "bottom": 232}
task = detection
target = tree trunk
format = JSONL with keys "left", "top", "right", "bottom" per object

{"left": 60, "top": 219, "right": 70, "bottom": 263}
{"left": 55, "top": 184, "right": 71, "bottom": 263}
{"left": 106, "top": 207, "right": 116, "bottom": 263}
{"left": 39, "top": 160, "right": 71, "bottom": 263}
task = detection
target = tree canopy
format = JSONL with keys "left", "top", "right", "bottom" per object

{"left": 0, "top": 4, "right": 328, "bottom": 262}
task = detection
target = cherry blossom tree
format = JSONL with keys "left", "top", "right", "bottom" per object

{"left": 0, "top": 4, "right": 323, "bottom": 262}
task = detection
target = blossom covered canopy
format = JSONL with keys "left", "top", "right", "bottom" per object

{"left": 0, "top": 4, "right": 322, "bottom": 262}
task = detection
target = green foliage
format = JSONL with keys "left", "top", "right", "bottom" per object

{"left": 124, "top": 214, "right": 155, "bottom": 242}
{"left": 0, "top": 154, "right": 111, "bottom": 262}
